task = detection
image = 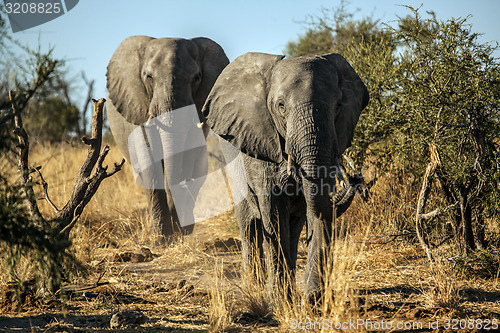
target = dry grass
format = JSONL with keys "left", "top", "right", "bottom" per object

{"left": 1, "top": 142, "right": 500, "bottom": 332}
{"left": 207, "top": 258, "right": 232, "bottom": 333}
{"left": 341, "top": 170, "right": 418, "bottom": 238}
{"left": 237, "top": 270, "right": 271, "bottom": 321}
{"left": 421, "top": 261, "right": 462, "bottom": 311}
{"left": 319, "top": 235, "right": 365, "bottom": 322}
{"left": 269, "top": 231, "right": 369, "bottom": 331}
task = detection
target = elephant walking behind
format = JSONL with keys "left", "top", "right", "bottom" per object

{"left": 106, "top": 36, "right": 229, "bottom": 241}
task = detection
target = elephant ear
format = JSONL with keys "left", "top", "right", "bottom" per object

{"left": 107, "top": 35, "right": 154, "bottom": 125}
{"left": 202, "top": 52, "right": 285, "bottom": 163}
{"left": 190, "top": 37, "right": 229, "bottom": 114}
{"left": 323, "top": 53, "right": 369, "bottom": 157}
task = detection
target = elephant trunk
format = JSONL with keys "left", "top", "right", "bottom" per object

{"left": 285, "top": 103, "right": 360, "bottom": 301}
{"left": 301, "top": 167, "right": 362, "bottom": 301}
{"left": 286, "top": 103, "right": 360, "bottom": 217}
{"left": 301, "top": 174, "right": 335, "bottom": 301}
{"left": 149, "top": 81, "right": 196, "bottom": 119}
{"left": 284, "top": 105, "right": 333, "bottom": 300}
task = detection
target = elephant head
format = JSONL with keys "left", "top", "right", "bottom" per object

{"left": 202, "top": 52, "right": 369, "bottom": 301}
{"left": 107, "top": 36, "right": 229, "bottom": 127}
{"left": 106, "top": 36, "right": 229, "bottom": 239}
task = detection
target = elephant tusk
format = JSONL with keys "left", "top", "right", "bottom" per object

{"left": 287, "top": 155, "right": 293, "bottom": 176}
{"left": 335, "top": 162, "right": 345, "bottom": 183}
{"left": 197, "top": 122, "right": 204, "bottom": 128}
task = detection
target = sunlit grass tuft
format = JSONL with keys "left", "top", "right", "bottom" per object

{"left": 207, "top": 258, "right": 232, "bottom": 333}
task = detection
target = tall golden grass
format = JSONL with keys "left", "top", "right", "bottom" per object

{"left": 3, "top": 141, "right": 494, "bottom": 330}
{"left": 207, "top": 258, "right": 232, "bottom": 332}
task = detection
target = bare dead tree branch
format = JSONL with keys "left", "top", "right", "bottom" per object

{"left": 438, "top": 122, "right": 471, "bottom": 131}
{"left": 54, "top": 98, "right": 125, "bottom": 236}
{"left": 10, "top": 90, "right": 124, "bottom": 242}
{"left": 420, "top": 202, "right": 458, "bottom": 221}
{"left": 80, "top": 72, "right": 94, "bottom": 136}
{"left": 357, "top": 231, "right": 416, "bottom": 245}
{"left": 415, "top": 143, "right": 461, "bottom": 261}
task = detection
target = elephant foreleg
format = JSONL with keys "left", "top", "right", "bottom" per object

{"left": 235, "top": 198, "right": 265, "bottom": 281}
{"left": 147, "top": 188, "right": 177, "bottom": 240}
{"left": 164, "top": 185, "right": 194, "bottom": 235}
{"left": 260, "top": 193, "right": 295, "bottom": 303}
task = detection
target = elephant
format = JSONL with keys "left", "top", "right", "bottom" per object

{"left": 106, "top": 36, "right": 229, "bottom": 241}
{"left": 202, "top": 52, "right": 369, "bottom": 304}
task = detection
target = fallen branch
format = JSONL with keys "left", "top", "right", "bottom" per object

{"left": 420, "top": 202, "right": 458, "bottom": 221}
{"left": 57, "top": 271, "right": 109, "bottom": 294}
{"left": 357, "top": 231, "right": 416, "bottom": 245}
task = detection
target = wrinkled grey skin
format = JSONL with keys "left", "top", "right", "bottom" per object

{"left": 202, "top": 52, "right": 369, "bottom": 304}
{"left": 106, "top": 36, "right": 229, "bottom": 239}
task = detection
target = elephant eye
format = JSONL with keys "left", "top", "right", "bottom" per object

{"left": 146, "top": 74, "right": 153, "bottom": 82}
{"left": 278, "top": 102, "right": 286, "bottom": 115}
{"left": 194, "top": 72, "right": 202, "bottom": 83}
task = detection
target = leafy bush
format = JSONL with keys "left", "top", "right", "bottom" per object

{"left": 453, "top": 251, "right": 500, "bottom": 280}
{"left": 24, "top": 96, "right": 80, "bottom": 142}
{"left": 285, "top": 5, "right": 500, "bottom": 257}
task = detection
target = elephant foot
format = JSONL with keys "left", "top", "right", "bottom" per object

{"left": 154, "top": 234, "right": 179, "bottom": 247}
{"left": 179, "top": 223, "right": 194, "bottom": 235}
{"left": 153, "top": 224, "right": 195, "bottom": 247}
{"left": 305, "top": 288, "right": 323, "bottom": 311}
{"left": 156, "top": 218, "right": 194, "bottom": 238}
{"left": 160, "top": 224, "right": 194, "bottom": 239}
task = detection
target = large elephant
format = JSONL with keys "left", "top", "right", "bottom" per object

{"left": 106, "top": 36, "right": 229, "bottom": 240}
{"left": 202, "top": 52, "right": 369, "bottom": 303}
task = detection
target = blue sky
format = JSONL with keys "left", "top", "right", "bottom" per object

{"left": 6, "top": 0, "right": 500, "bottom": 103}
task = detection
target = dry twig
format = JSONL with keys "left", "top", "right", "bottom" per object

{"left": 415, "top": 144, "right": 457, "bottom": 263}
